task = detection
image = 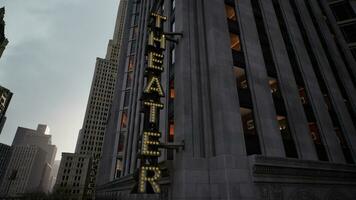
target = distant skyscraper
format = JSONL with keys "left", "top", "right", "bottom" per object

{"left": 95, "top": 0, "right": 356, "bottom": 199}
{"left": 0, "top": 124, "right": 57, "bottom": 197}
{"left": 54, "top": 0, "right": 128, "bottom": 199}
{"left": 0, "top": 7, "right": 8, "bottom": 58}
{"left": 0, "top": 85, "right": 12, "bottom": 135}
{"left": 0, "top": 143, "right": 11, "bottom": 186}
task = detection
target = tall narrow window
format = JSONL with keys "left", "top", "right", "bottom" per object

{"left": 251, "top": 0, "right": 298, "bottom": 158}
{"left": 225, "top": 0, "right": 261, "bottom": 155}
{"left": 128, "top": 55, "right": 135, "bottom": 72}
{"left": 120, "top": 110, "right": 128, "bottom": 129}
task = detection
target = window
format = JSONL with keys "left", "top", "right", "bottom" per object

{"left": 120, "top": 110, "right": 128, "bottom": 128}
{"left": 330, "top": 2, "right": 356, "bottom": 21}
{"left": 169, "top": 122, "right": 174, "bottom": 137}
{"left": 341, "top": 23, "right": 356, "bottom": 43}
{"left": 233, "top": 67, "right": 248, "bottom": 90}
{"left": 123, "top": 91, "right": 130, "bottom": 107}
{"left": 170, "top": 87, "right": 175, "bottom": 99}
{"left": 230, "top": 33, "right": 241, "bottom": 51}
{"left": 117, "top": 133, "right": 125, "bottom": 152}
{"left": 240, "top": 107, "right": 261, "bottom": 155}
{"left": 128, "top": 56, "right": 135, "bottom": 71}
{"left": 130, "top": 40, "right": 137, "bottom": 53}
{"left": 298, "top": 87, "right": 308, "bottom": 105}
{"left": 115, "top": 159, "right": 123, "bottom": 178}
{"left": 171, "top": 20, "right": 176, "bottom": 32}
{"left": 171, "top": 48, "right": 176, "bottom": 65}
{"left": 351, "top": 47, "right": 356, "bottom": 59}
{"left": 131, "top": 26, "right": 138, "bottom": 40}
{"left": 268, "top": 78, "right": 280, "bottom": 97}
{"left": 133, "top": 13, "right": 139, "bottom": 26}
{"left": 225, "top": 4, "right": 237, "bottom": 21}
{"left": 126, "top": 72, "right": 133, "bottom": 88}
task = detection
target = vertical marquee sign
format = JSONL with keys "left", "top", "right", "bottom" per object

{"left": 138, "top": 7, "right": 167, "bottom": 194}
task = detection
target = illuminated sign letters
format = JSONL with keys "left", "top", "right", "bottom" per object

{"left": 138, "top": 11, "right": 167, "bottom": 194}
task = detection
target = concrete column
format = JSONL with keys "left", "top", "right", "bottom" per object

{"left": 296, "top": 0, "right": 356, "bottom": 162}
{"left": 171, "top": 0, "right": 211, "bottom": 198}
{"left": 171, "top": 0, "right": 254, "bottom": 199}
{"left": 259, "top": 0, "right": 318, "bottom": 160}
{"left": 238, "top": 0, "right": 286, "bottom": 157}
{"left": 279, "top": 0, "right": 345, "bottom": 163}
{"left": 173, "top": 0, "right": 197, "bottom": 159}
{"left": 200, "top": 0, "right": 246, "bottom": 157}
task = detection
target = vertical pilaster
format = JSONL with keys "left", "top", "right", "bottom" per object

{"left": 171, "top": 0, "right": 253, "bottom": 199}
{"left": 238, "top": 0, "right": 285, "bottom": 157}
{"left": 259, "top": 0, "right": 318, "bottom": 160}
{"left": 306, "top": 0, "right": 356, "bottom": 161}
{"left": 279, "top": 0, "right": 345, "bottom": 163}
{"left": 294, "top": 0, "right": 351, "bottom": 163}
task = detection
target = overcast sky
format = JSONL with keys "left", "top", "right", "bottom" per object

{"left": 0, "top": 0, "right": 120, "bottom": 160}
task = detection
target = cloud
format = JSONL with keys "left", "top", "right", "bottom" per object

{"left": 0, "top": 0, "right": 119, "bottom": 159}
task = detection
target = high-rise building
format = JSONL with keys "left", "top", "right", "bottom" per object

{"left": 0, "top": 143, "right": 11, "bottom": 186}
{"left": 96, "top": 0, "right": 356, "bottom": 199}
{"left": 54, "top": 0, "right": 128, "bottom": 199}
{"left": 0, "top": 7, "right": 8, "bottom": 58}
{"left": 0, "top": 124, "right": 57, "bottom": 197}
{"left": 0, "top": 85, "right": 13, "bottom": 135}
{"left": 54, "top": 153, "right": 92, "bottom": 199}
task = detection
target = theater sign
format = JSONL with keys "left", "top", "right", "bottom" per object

{"left": 138, "top": 10, "right": 167, "bottom": 194}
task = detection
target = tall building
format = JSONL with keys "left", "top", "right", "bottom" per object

{"left": 0, "top": 143, "right": 11, "bottom": 186}
{"left": 54, "top": 153, "right": 92, "bottom": 199}
{"left": 54, "top": 0, "right": 128, "bottom": 199}
{"left": 0, "top": 85, "right": 13, "bottom": 134}
{"left": 96, "top": 0, "right": 356, "bottom": 199}
{"left": 0, "top": 7, "right": 8, "bottom": 58}
{"left": 0, "top": 124, "right": 57, "bottom": 197}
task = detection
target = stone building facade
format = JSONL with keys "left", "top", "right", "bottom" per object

{"left": 96, "top": 0, "right": 356, "bottom": 199}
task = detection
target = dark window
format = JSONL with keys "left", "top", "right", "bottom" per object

{"left": 330, "top": 2, "right": 356, "bottom": 21}
{"left": 340, "top": 23, "right": 356, "bottom": 43}
{"left": 351, "top": 47, "right": 356, "bottom": 59}
{"left": 123, "top": 90, "right": 130, "bottom": 107}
